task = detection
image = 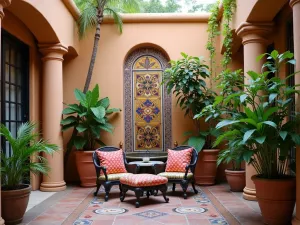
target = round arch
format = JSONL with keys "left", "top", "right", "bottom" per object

{"left": 123, "top": 44, "right": 172, "bottom": 152}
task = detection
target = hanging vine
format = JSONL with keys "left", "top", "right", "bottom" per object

{"left": 206, "top": 0, "right": 220, "bottom": 86}
{"left": 206, "top": 0, "right": 236, "bottom": 73}
{"left": 222, "top": 0, "right": 236, "bottom": 69}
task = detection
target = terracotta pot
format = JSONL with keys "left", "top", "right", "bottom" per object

{"left": 252, "top": 175, "right": 296, "bottom": 225}
{"left": 75, "top": 151, "right": 97, "bottom": 187}
{"left": 225, "top": 169, "right": 245, "bottom": 192}
{"left": 194, "top": 149, "right": 219, "bottom": 185}
{"left": 2, "top": 184, "right": 31, "bottom": 224}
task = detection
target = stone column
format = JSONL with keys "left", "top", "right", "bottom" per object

{"left": 236, "top": 22, "right": 273, "bottom": 201}
{"left": 291, "top": 1, "right": 300, "bottom": 224}
{"left": 0, "top": 1, "right": 11, "bottom": 223}
{"left": 39, "top": 44, "right": 68, "bottom": 192}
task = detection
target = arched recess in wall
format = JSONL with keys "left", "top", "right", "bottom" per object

{"left": 124, "top": 46, "right": 172, "bottom": 152}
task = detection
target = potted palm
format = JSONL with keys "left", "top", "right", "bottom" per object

{"left": 198, "top": 69, "right": 245, "bottom": 191}
{"left": 1, "top": 123, "right": 58, "bottom": 224}
{"left": 61, "top": 84, "right": 120, "bottom": 187}
{"left": 163, "top": 52, "right": 218, "bottom": 185}
{"left": 214, "top": 50, "right": 299, "bottom": 224}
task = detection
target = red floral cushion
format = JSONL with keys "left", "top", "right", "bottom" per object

{"left": 96, "top": 150, "right": 127, "bottom": 175}
{"left": 120, "top": 174, "right": 168, "bottom": 187}
{"left": 165, "top": 148, "right": 193, "bottom": 172}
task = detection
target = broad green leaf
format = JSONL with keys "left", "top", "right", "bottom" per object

{"left": 239, "top": 118, "right": 257, "bottom": 128}
{"left": 254, "top": 136, "right": 266, "bottom": 144}
{"left": 188, "top": 136, "right": 205, "bottom": 152}
{"left": 91, "top": 106, "right": 106, "bottom": 119}
{"left": 256, "top": 53, "right": 267, "bottom": 62}
{"left": 216, "top": 120, "right": 239, "bottom": 129}
{"left": 240, "top": 94, "right": 248, "bottom": 103}
{"left": 262, "top": 121, "right": 277, "bottom": 128}
{"left": 99, "top": 97, "right": 110, "bottom": 109}
{"left": 243, "top": 151, "right": 254, "bottom": 162}
{"left": 74, "top": 89, "right": 86, "bottom": 104}
{"left": 279, "top": 131, "right": 288, "bottom": 141}
{"left": 269, "top": 93, "right": 277, "bottom": 103}
{"left": 61, "top": 116, "right": 77, "bottom": 125}
{"left": 263, "top": 107, "right": 278, "bottom": 121}
{"left": 76, "top": 124, "right": 87, "bottom": 133}
{"left": 74, "top": 136, "right": 86, "bottom": 150}
{"left": 244, "top": 107, "right": 257, "bottom": 121}
{"left": 62, "top": 107, "right": 76, "bottom": 115}
{"left": 243, "top": 129, "right": 256, "bottom": 143}
{"left": 91, "top": 125, "right": 101, "bottom": 138}
{"left": 291, "top": 134, "right": 300, "bottom": 145}
{"left": 106, "top": 108, "right": 121, "bottom": 114}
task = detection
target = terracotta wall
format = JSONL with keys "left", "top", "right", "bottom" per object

{"left": 2, "top": 11, "right": 42, "bottom": 190}
{"left": 63, "top": 21, "right": 214, "bottom": 181}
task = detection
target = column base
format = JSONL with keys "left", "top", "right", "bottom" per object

{"left": 292, "top": 217, "right": 300, "bottom": 225}
{"left": 0, "top": 217, "right": 4, "bottom": 225}
{"left": 243, "top": 187, "right": 257, "bottom": 201}
{"left": 40, "top": 181, "right": 66, "bottom": 192}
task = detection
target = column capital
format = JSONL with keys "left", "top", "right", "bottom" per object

{"left": 290, "top": 0, "right": 300, "bottom": 7}
{"left": 236, "top": 22, "right": 273, "bottom": 46}
{"left": 39, "top": 43, "right": 68, "bottom": 62}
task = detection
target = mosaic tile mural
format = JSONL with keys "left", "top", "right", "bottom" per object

{"left": 133, "top": 56, "right": 163, "bottom": 151}
{"left": 124, "top": 48, "right": 172, "bottom": 152}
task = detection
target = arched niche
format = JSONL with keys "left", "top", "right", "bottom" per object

{"left": 124, "top": 47, "right": 172, "bottom": 152}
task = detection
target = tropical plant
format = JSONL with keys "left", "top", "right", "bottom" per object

{"left": 74, "top": 0, "right": 140, "bottom": 92}
{"left": 64, "top": 0, "right": 139, "bottom": 166}
{"left": 163, "top": 52, "right": 216, "bottom": 151}
{"left": 61, "top": 84, "right": 121, "bottom": 150}
{"left": 214, "top": 50, "right": 300, "bottom": 179}
{"left": 1, "top": 123, "right": 58, "bottom": 190}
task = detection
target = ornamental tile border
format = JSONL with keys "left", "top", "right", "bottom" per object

{"left": 124, "top": 48, "right": 172, "bottom": 152}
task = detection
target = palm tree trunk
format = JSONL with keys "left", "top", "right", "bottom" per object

{"left": 83, "top": 13, "right": 102, "bottom": 93}
{"left": 64, "top": 12, "right": 103, "bottom": 168}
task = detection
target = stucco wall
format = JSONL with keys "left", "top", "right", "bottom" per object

{"left": 63, "top": 21, "right": 212, "bottom": 181}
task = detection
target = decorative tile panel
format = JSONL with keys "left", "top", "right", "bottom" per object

{"left": 124, "top": 48, "right": 172, "bottom": 152}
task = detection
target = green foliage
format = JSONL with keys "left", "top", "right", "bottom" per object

{"left": 222, "top": 0, "right": 236, "bottom": 68}
{"left": 140, "top": 0, "right": 181, "bottom": 13}
{"left": 61, "top": 84, "right": 121, "bottom": 150}
{"left": 206, "top": 0, "right": 220, "bottom": 81}
{"left": 206, "top": 0, "right": 236, "bottom": 73}
{"left": 75, "top": 0, "right": 141, "bottom": 37}
{"left": 164, "top": 52, "right": 215, "bottom": 117}
{"left": 1, "top": 123, "right": 58, "bottom": 190}
{"left": 214, "top": 50, "right": 300, "bottom": 178}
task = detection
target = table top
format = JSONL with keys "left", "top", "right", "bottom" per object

{"left": 128, "top": 161, "right": 164, "bottom": 167}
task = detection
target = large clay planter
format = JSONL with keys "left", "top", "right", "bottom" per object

{"left": 194, "top": 149, "right": 219, "bottom": 185}
{"left": 75, "top": 151, "right": 97, "bottom": 187}
{"left": 2, "top": 185, "right": 31, "bottom": 224}
{"left": 252, "top": 175, "right": 296, "bottom": 225}
{"left": 225, "top": 169, "right": 245, "bottom": 192}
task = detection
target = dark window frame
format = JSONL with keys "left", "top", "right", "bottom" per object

{"left": 1, "top": 30, "right": 29, "bottom": 157}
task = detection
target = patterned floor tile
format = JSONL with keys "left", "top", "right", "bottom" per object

{"left": 73, "top": 219, "right": 93, "bottom": 225}
{"left": 133, "top": 209, "right": 168, "bottom": 219}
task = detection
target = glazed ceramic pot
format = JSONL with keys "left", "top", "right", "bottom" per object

{"left": 225, "top": 169, "right": 245, "bottom": 192}
{"left": 2, "top": 184, "right": 31, "bottom": 224}
{"left": 75, "top": 151, "right": 97, "bottom": 187}
{"left": 252, "top": 175, "right": 296, "bottom": 225}
{"left": 194, "top": 149, "right": 219, "bottom": 185}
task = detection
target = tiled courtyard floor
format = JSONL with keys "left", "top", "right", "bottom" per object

{"left": 21, "top": 184, "right": 263, "bottom": 225}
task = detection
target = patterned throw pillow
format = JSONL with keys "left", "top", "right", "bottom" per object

{"left": 165, "top": 148, "right": 193, "bottom": 172}
{"left": 96, "top": 150, "right": 127, "bottom": 175}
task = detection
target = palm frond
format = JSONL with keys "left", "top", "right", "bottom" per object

{"left": 104, "top": 7, "right": 123, "bottom": 33}
{"left": 107, "top": 0, "right": 140, "bottom": 13}
{"left": 78, "top": 4, "right": 98, "bottom": 39}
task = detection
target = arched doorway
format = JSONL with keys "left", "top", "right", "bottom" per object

{"left": 124, "top": 47, "right": 172, "bottom": 152}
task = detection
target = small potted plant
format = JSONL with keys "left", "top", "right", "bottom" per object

{"left": 1, "top": 123, "right": 58, "bottom": 224}
{"left": 163, "top": 52, "right": 218, "bottom": 185}
{"left": 215, "top": 50, "right": 299, "bottom": 224}
{"left": 61, "top": 84, "right": 120, "bottom": 187}
{"left": 199, "top": 69, "right": 245, "bottom": 190}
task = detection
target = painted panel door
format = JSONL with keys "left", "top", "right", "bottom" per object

{"left": 133, "top": 56, "right": 163, "bottom": 151}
